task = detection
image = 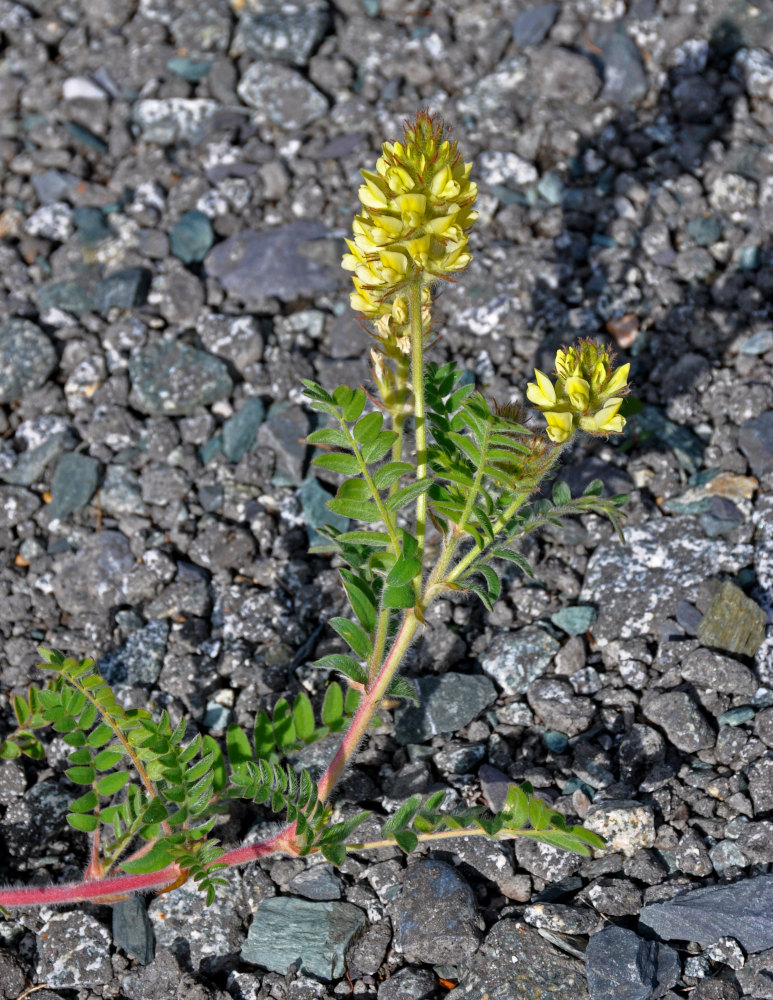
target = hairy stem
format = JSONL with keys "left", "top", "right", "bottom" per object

{"left": 316, "top": 610, "right": 421, "bottom": 803}
{"left": 409, "top": 278, "right": 427, "bottom": 598}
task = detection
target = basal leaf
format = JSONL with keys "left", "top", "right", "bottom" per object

{"left": 273, "top": 699, "right": 297, "bottom": 751}
{"left": 93, "top": 748, "right": 124, "bottom": 771}
{"left": 253, "top": 710, "right": 275, "bottom": 760}
{"left": 306, "top": 427, "right": 351, "bottom": 449}
{"left": 321, "top": 682, "right": 344, "bottom": 726}
{"left": 393, "top": 830, "right": 419, "bottom": 853}
{"left": 336, "top": 530, "right": 391, "bottom": 547}
{"left": 203, "top": 735, "right": 226, "bottom": 792}
{"left": 476, "top": 564, "right": 501, "bottom": 603}
{"left": 372, "top": 462, "right": 414, "bottom": 490}
{"left": 360, "top": 431, "right": 398, "bottom": 463}
{"left": 321, "top": 844, "right": 346, "bottom": 866}
{"left": 13, "top": 695, "right": 30, "bottom": 727}
{"left": 293, "top": 692, "right": 315, "bottom": 743}
{"left": 490, "top": 547, "right": 534, "bottom": 578}
{"left": 226, "top": 724, "right": 253, "bottom": 769}
{"left": 69, "top": 788, "right": 99, "bottom": 813}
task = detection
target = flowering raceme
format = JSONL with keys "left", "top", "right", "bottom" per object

{"left": 342, "top": 111, "right": 478, "bottom": 352}
{"left": 527, "top": 341, "right": 630, "bottom": 443}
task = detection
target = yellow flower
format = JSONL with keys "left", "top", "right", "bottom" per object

{"left": 343, "top": 110, "right": 478, "bottom": 338}
{"left": 527, "top": 340, "right": 630, "bottom": 442}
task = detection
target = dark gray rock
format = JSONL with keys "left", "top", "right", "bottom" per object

{"left": 697, "top": 580, "right": 767, "bottom": 658}
{"left": 747, "top": 756, "right": 773, "bottom": 813}
{"left": 528, "top": 46, "right": 600, "bottom": 105}
{"left": 189, "top": 519, "right": 256, "bottom": 572}
{"left": 300, "top": 476, "right": 348, "bottom": 543}
{"left": 512, "top": 3, "right": 560, "bottom": 46}
{"left": 36, "top": 912, "right": 114, "bottom": 988}
{"left": 390, "top": 860, "right": 482, "bottom": 965}
{"left": 169, "top": 210, "right": 214, "bottom": 264}
{"left": 289, "top": 864, "right": 342, "bottom": 901}
{"left": 231, "top": 0, "right": 329, "bottom": 65}
{"left": 526, "top": 677, "right": 595, "bottom": 737}
{"left": 257, "top": 403, "right": 310, "bottom": 483}
{"left": 583, "top": 877, "right": 643, "bottom": 917}
{"left": 515, "top": 836, "right": 582, "bottom": 883}
{"left": 580, "top": 518, "right": 752, "bottom": 646}
{"left": 129, "top": 339, "right": 233, "bottom": 416}
{"left": 672, "top": 75, "right": 721, "bottom": 122}
{"left": 585, "top": 925, "right": 680, "bottom": 1000}
{"left": 739, "top": 410, "right": 773, "bottom": 477}
{"left": 591, "top": 25, "right": 648, "bottom": 106}
{"left": 0, "top": 949, "right": 26, "bottom": 999}
{"left": 48, "top": 453, "right": 101, "bottom": 520}
{"left": 631, "top": 406, "right": 704, "bottom": 473}
{"left": 236, "top": 63, "right": 328, "bottom": 129}
{"left": 205, "top": 221, "right": 341, "bottom": 304}
{"left": 735, "top": 821, "right": 773, "bottom": 864}
{"left": 37, "top": 278, "right": 95, "bottom": 316}
{"left": 523, "top": 902, "right": 602, "bottom": 935}
{"left": 478, "top": 626, "right": 559, "bottom": 695}
{"left": 394, "top": 672, "right": 497, "bottom": 744}
{"left": 132, "top": 98, "right": 222, "bottom": 144}
{"left": 113, "top": 895, "right": 155, "bottom": 966}
{"left": 347, "top": 918, "right": 391, "bottom": 978}
{"left": 0, "top": 318, "right": 57, "bottom": 403}
{"left": 642, "top": 691, "right": 714, "bottom": 752}
{"left": 241, "top": 896, "right": 366, "bottom": 980}
{"left": 378, "top": 967, "right": 436, "bottom": 1000}
{"left": 93, "top": 267, "right": 152, "bottom": 312}
{"left": 680, "top": 647, "right": 756, "bottom": 696}
{"left": 736, "top": 948, "right": 773, "bottom": 999}
{"left": 1, "top": 432, "right": 69, "bottom": 487}
{"left": 0, "top": 485, "right": 41, "bottom": 528}
{"left": 639, "top": 876, "right": 773, "bottom": 952}
{"left": 687, "top": 216, "right": 722, "bottom": 247}
{"left": 447, "top": 919, "right": 588, "bottom": 1000}
{"left": 52, "top": 530, "right": 135, "bottom": 614}
{"left": 99, "top": 620, "right": 169, "bottom": 686}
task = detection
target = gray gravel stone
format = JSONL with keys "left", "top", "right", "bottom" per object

{"left": 378, "top": 967, "right": 436, "bottom": 1000}
{"left": 222, "top": 397, "right": 265, "bottom": 462}
{"left": 169, "top": 210, "right": 214, "bottom": 264}
{"left": 205, "top": 221, "right": 340, "bottom": 304}
{"left": 526, "top": 677, "right": 595, "bottom": 737}
{"left": 580, "top": 518, "right": 752, "bottom": 646}
{"left": 390, "top": 860, "right": 482, "bottom": 965}
{"left": 241, "top": 896, "right": 366, "bottom": 980}
{"left": 237, "top": 63, "right": 327, "bottom": 129}
{"left": 447, "top": 919, "right": 588, "bottom": 1000}
{"left": 100, "top": 619, "right": 169, "bottom": 686}
{"left": 512, "top": 4, "right": 560, "bottom": 46}
{"left": 132, "top": 98, "right": 222, "bottom": 143}
{"left": 394, "top": 672, "right": 497, "bottom": 744}
{"left": 52, "top": 530, "right": 135, "bottom": 614}
{"left": 680, "top": 647, "right": 757, "bottom": 696}
{"left": 48, "top": 452, "right": 101, "bottom": 520}
{"left": 257, "top": 403, "right": 310, "bottom": 483}
{"left": 739, "top": 410, "right": 773, "bottom": 478}
{"left": 585, "top": 925, "right": 680, "bottom": 1000}
{"left": 643, "top": 691, "right": 715, "bottom": 752}
{"left": 639, "top": 876, "right": 773, "bottom": 952}
{"left": 0, "top": 485, "right": 40, "bottom": 529}
{"left": 231, "top": 1, "right": 329, "bottom": 65}
{"left": 113, "top": 895, "right": 155, "bottom": 966}
{"left": 478, "top": 626, "right": 559, "bottom": 695}
{"left": 36, "top": 912, "right": 113, "bottom": 988}
{"left": 0, "top": 318, "right": 57, "bottom": 403}
{"left": 129, "top": 339, "right": 233, "bottom": 416}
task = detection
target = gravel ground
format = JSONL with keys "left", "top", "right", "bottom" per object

{"left": 1, "top": 1, "right": 773, "bottom": 998}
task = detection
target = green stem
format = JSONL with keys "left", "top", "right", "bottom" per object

{"left": 409, "top": 278, "right": 427, "bottom": 598}
{"left": 339, "top": 416, "right": 402, "bottom": 553}
{"left": 390, "top": 355, "right": 411, "bottom": 475}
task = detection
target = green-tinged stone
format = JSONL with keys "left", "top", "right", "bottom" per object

{"left": 697, "top": 580, "right": 766, "bottom": 657}
{"left": 38, "top": 279, "right": 95, "bottom": 316}
{"left": 629, "top": 405, "right": 704, "bottom": 473}
{"left": 199, "top": 434, "right": 223, "bottom": 465}
{"left": 687, "top": 215, "right": 722, "bottom": 246}
{"left": 166, "top": 56, "right": 212, "bottom": 82}
{"left": 1, "top": 434, "right": 68, "bottom": 486}
{"left": 112, "top": 895, "right": 154, "bottom": 965}
{"left": 543, "top": 730, "right": 569, "bottom": 753}
{"left": 65, "top": 121, "right": 108, "bottom": 152}
{"left": 537, "top": 171, "right": 564, "bottom": 205}
{"left": 222, "top": 397, "right": 265, "bottom": 462}
{"left": 73, "top": 206, "right": 112, "bottom": 244}
{"left": 129, "top": 339, "right": 232, "bottom": 416}
{"left": 0, "top": 318, "right": 58, "bottom": 402}
{"left": 551, "top": 605, "right": 597, "bottom": 636}
{"left": 93, "top": 267, "right": 152, "bottom": 311}
{"left": 738, "top": 246, "right": 760, "bottom": 270}
{"left": 169, "top": 210, "right": 214, "bottom": 264}
{"left": 300, "top": 475, "right": 348, "bottom": 544}
{"left": 241, "top": 897, "right": 366, "bottom": 980}
{"left": 48, "top": 453, "right": 101, "bottom": 520}
{"left": 718, "top": 706, "right": 755, "bottom": 728}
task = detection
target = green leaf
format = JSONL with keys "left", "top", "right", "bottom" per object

{"left": 383, "top": 479, "right": 433, "bottom": 513}
{"left": 273, "top": 699, "right": 297, "bottom": 751}
{"left": 321, "top": 844, "right": 346, "bottom": 866}
{"left": 528, "top": 798, "right": 550, "bottom": 831}
{"left": 582, "top": 478, "right": 604, "bottom": 497}
{"left": 464, "top": 580, "right": 493, "bottom": 612}
{"left": 336, "top": 530, "right": 391, "bottom": 547}
{"left": 253, "top": 710, "right": 275, "bottom": 760}
{"left": 476, "top": 564, "right": 501, "bottom": 603}
{"left": 306, "top": 427, "right": 351, "bottom": 448}
{"left": 313, "top": 655, "right": 367, "bottom": 687}
{"left": 329, "top": 618, "right": 372, "bottom": 660}
{"left": 13, "top": 695, "right": 30, "bottom": 727}
{"left": 344, "top": 686, "right": 361, "bottom": 715}
{"left": 120, "top": 842, "right": 175, "bottom": 874}
{"left": 87, "top": 723, "right": 114, "bottom": 747}
{"left": 386, "top": 676, "right": 419, "bottom": 705}
{"left": 97, "top": 771, "right": 130, "bottom": 796}
{"left": 360, "top": 431, "right": 398, "bottom": 463}
{"left": 69, "top": 789, "right": 99, "bottom": 813}
{"left": 353, "top": 411, "right": 383, "bottom": 444}
{"left": 293, "top": 692, "right": 315, "bottom": 743}
{"left": 313, "top": 451, "right": 361, "bottom": 476}
{"left": 327, "top": 498, "right": 381, "bottom": 521}
{"left": 383, "top": 794, "right": 423, "bottom": 834}
{"left": 0, "top": 740, "right": 21, "bottom": 759}
{"left": 503, "top": 785, "right": 529, "bottom": 828}
{"left": 393, "top": 830, "right": 419, "bottom": 853}
{"left": 321, "top": 683, "right": 344, "bottom": 726}
{"left": 66, "top": 765, "right": 96, "bottom": 785}
{"left": 552, "top": 481, "right": 571, "bottom": 505}
{"left": 381, "top": 584, "right": 416, "bottom": 609}
{"left": 386, "top": 556, "right": 422, "bottom": 587}
{"left": 340, "top": 570, "right": 377, "bottom": 632}
{"left": 93, "top": 748, "right": 124, "bottom": 771}
{"left": 333, "top": 386, "right": 366, "bottom": 421}
{"left": 67, "top": 812, "right": 99, "bottom": 833}
{"left": 490, "top": 547, "right": 534, "bottom": 578}
{"left": 372, "top": 462, "right": 414, "bottom": 489}
{"left": 226, "top": 725, "right": 253, "bottom": 769}
{"left": 203, "top": 735, "right": 227, "bottom": 793}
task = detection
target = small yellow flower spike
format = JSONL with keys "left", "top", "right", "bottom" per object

{"left": 527, "top": 340, "right": 630, "bottom": 443}
{"left": 343, "top": 110, "right": 478, "bottom": 353}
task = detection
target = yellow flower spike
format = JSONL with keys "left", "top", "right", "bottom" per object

{"left": 396, "top": 193, "right": 427, "bottom": 227}
{"left": 391, "top": 297, "right": 408, "bottom": 325}
{"left": 601, "top": 362, "right": 630, "bottom": 400}
{"left": 545, "top": 411, "right": 574, "bottom": 443}
{"left": 564, "top": 375, "right": 590, "bottom": 411}
{"left": 526, "top": 370, "right": 557, "bottom": 409}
